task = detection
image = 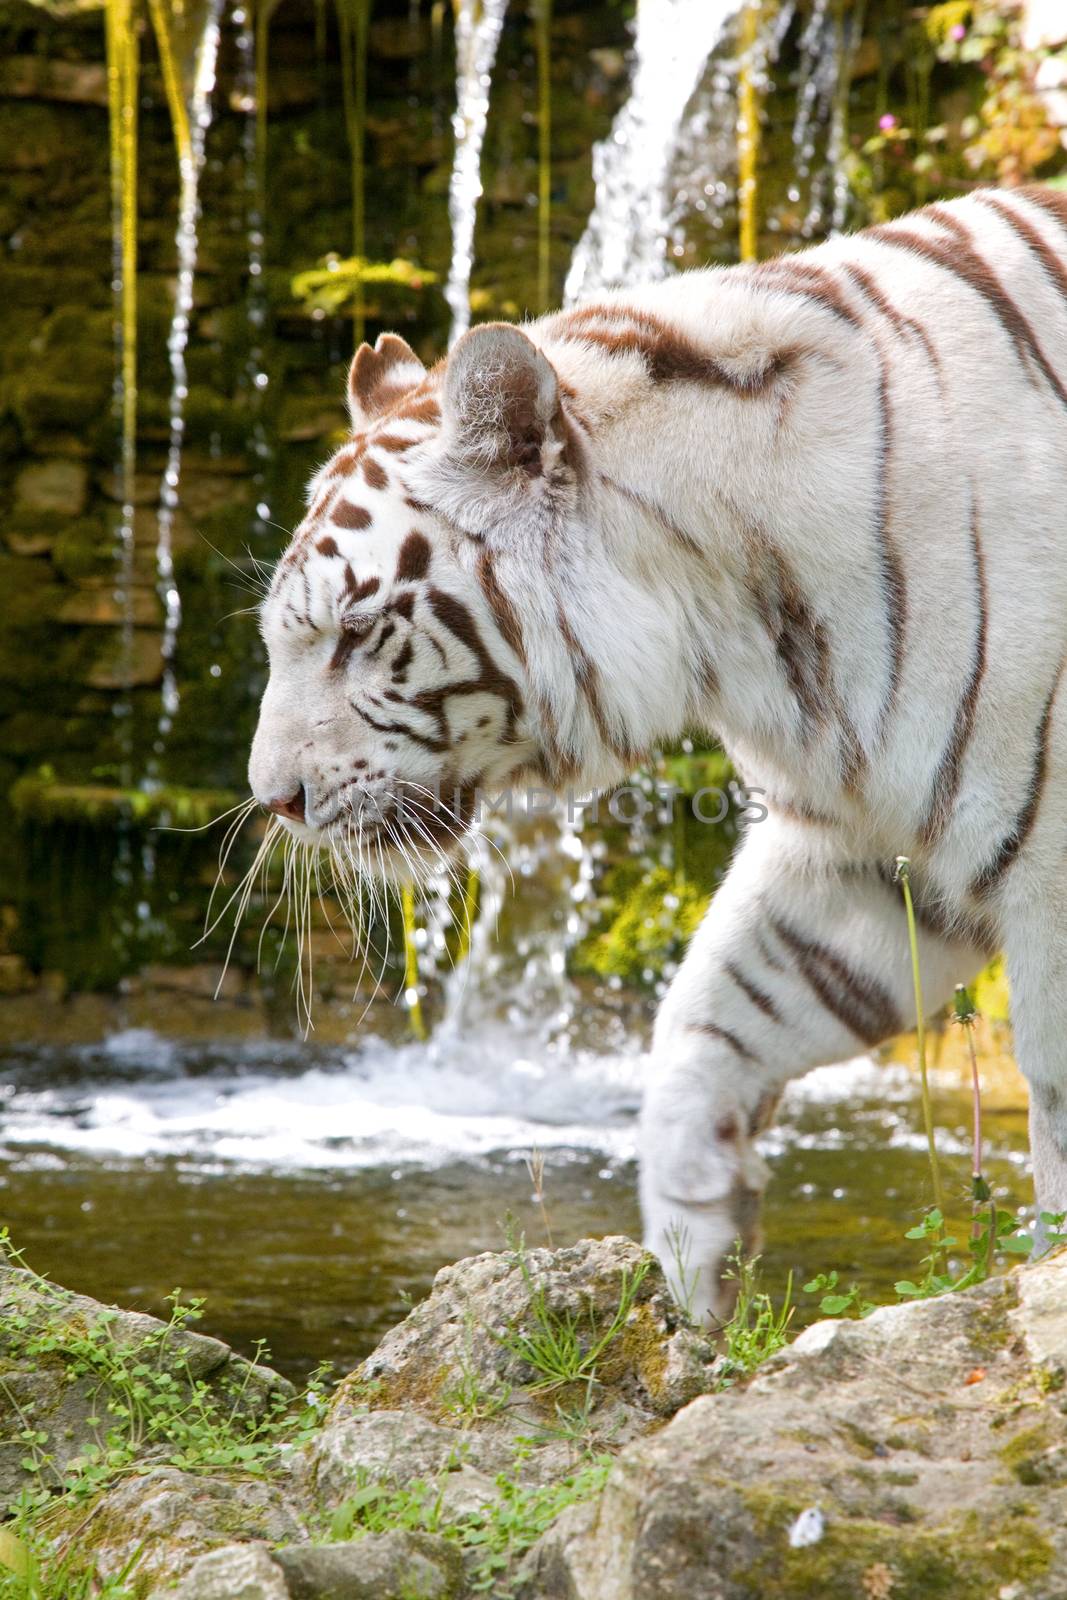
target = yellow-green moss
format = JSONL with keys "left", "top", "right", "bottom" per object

{"left": 10, "top": 771, "right": 242, "bottom": 830}
{"left": 739, "top": 1487, "right": 1053, "bottom": 1600}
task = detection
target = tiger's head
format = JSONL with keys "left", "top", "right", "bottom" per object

{"left": 248, "top": 322, "right": 599, "bottom": 879}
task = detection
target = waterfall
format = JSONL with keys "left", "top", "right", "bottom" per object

{"left": 790, "top": 0, "right": 857, "bottom": 240}
{"left": 444, "top": 0, "right": 509, "bottom": 345}
{"left": 564, "top": 0, "right": 740, "bottom": 305}
{"left": 234, "top": 3, "right": 274, "bottom": 552}
{"left": 147, "top": 0, "right": 224, "bottom": 785}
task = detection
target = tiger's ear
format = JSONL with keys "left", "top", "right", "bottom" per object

{"left": 441, "top": 323, "right": 565, "bottom": 482}
{"left": 347, "top": 333, "right": 427, "bottom": 430}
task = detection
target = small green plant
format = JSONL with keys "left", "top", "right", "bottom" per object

{"left": 801, "top": 1271, "right": 875, "bottom": 1320}
{"left": 325, "top": 1456, "right": 612, "bottom": 1597}
{"left": 804, "top": 1206, "right": 1067, "bottom": 1321}
{"left": 664, "top": 1219, "right": 700, "bottom": 1326}
{"left": 440, "top": 1367, "right": 512, "bottom": 1426}
{"left": 496, "top": 1243, "right": 649, "bottom": 1392}
{"left": 0, "top": 1230, "right": 334, "bottom": 1597}
{"left": 715, "top": 1250, "right": 794, "bottom": 1387}
{"left": 327, "top": 1469, "right": 450, "bottom": 1541}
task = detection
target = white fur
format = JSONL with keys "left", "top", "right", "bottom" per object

{"left": 251, "top": 190, "right": 1067, "bottom": 1317}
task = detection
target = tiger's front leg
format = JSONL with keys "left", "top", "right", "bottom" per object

{"left": 640, "top": 818, "right": 989, "bottom": 1324}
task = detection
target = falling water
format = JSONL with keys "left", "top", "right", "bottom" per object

{"left": 668, "top": 0, "right": 794, "bottom": 257}
{"left": 564, "top": 0, "right": 741, "bottom": 304}
{"left": 234, "top": 4, "right": 273, "bottom": 549}
{"left": 444, "top": 0, "right": 509, "bottom": 345}
{"left": 147, "top": 0, "right": 224, "bottom": 784}
{"left": 789, "top": 0, "right": 858, "bottom": 239}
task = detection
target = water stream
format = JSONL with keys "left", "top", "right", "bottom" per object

{"left": 444, "top": 0, "right": 509, "bottom": 344}
{"left": 565, "top": 0, "right": 742, "bottom": 304}
{"left": 148, "top": 0, "right": 224, "bottom": 782}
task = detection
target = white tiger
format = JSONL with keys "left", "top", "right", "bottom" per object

{"left": 249, "top": 186, "right": 1067, "bottom": 1320}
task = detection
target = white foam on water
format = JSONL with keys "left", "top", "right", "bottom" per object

{"left": 0, "top": 1028, "right": 646, "bottom": 1169}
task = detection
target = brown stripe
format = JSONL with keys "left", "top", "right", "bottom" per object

{"left": 974, "top": 191, "right": 1067, "bottom": 311}
{"left": 746, "top": 528, "right": 867, "bottom": 788}
{"left": 360, "top": 706, "right": 449, "bottom": 754}
{"left": 362, "top": 455, "right": 389, "bottom": 491}
{"left": 685, "top": 1020, "right": 760, "bottom": 1064}
{"left": 871, "top": 345, "right": 906, "bottom": 740}
{"left": 1016, "top": 184, "right": 1067, "bottom": 241}
{"left": 870, "top": 210, "right": 1067, "bottom": 413}
{"left": 771, "top": 916, "right": 902, "bottom": 1044}
{"left": 374, "top": 434, "right": 418, "bottom": 453}
{"left": 755, "top": 930, "right": 786, "bottom": 974}
{"left": 342, "top": 570, "right": 380, "bottom": 603}
{"left": 970, "top": 663, "right": 1063, "bottom": 897}
{"left": 599, "top": 474, "right": 704, "bottom": 557}
{"left": 556, "top": 603, "right": 635, "bottom": 764}
{"left": 754, "top": 262, "right": 905, "bottom": 735}
{"left": 725, "top": 960, "right": 782, "bottom": 1024}
{"left": 477, "top": 548, "right": 527, "bottom": 663}
{"left": 390, "top": 393, "right": 441, "bottom": 426}
{"left": 920, "top": 502, "right": 988, "bottom": 846}
{"left": 557, "top": 306, "right": 768, "bottom": 394}
{"left": 328, "top": 444, "right": 365, "bottom": 477}
{"left": 840, "top": 262, "right": 943, "bottom": 380}
{"left": 754, "top": 257, "right": 864, "bottom": 328}
{"left": 396, "top": 531, "right": 431, "bottom": 583}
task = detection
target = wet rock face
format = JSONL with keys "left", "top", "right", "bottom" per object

{"left": 517, "top": 1253, "right": 1067, "bottom": 1600}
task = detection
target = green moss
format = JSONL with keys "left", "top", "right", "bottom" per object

{"left": 51, "top": 515, "right": 111, "bottom": 580}
{"left": 572, "top": 866, "right": 710, "bottom": 987}
{"left": 9, "top": 772, "right": 242, "bottom": 831}
{"left": 739, "top": 1487, "right": 1053, "bottom": 1600}
{"left": 998, "top": 1423, "right": 1058, "bottom": 1486}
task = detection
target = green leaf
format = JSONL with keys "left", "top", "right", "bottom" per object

{"left": 0, "top": 1526, "right": 31, "bottom": 1579}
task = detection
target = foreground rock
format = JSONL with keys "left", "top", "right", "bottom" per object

{"left": 307, "top": 1234, "right": 717, "bottom": 1514}
{"left": 8, "top": 1240, "right": 1067, "bottom": 1597}
{"left": 518, "top": 1256, "right": 1067, "bottom": 1599}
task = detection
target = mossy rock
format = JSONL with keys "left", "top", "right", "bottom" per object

{"left": 9, "top": 772, "right": 242, "bottom": 830}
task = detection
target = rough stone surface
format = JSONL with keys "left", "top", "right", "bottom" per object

{"left": 517, "top": 1252, "right": 1067, "bottom": 1600}
{"left": 363, "top": 1234, "right": 712, "bottom": 1417}
{"left": 171, "top": 1543, "right": 291, "bottom": 1600}
{"left": 306, "top": 1236, "right": 717, "bottom": 1512}
{"left": 275, "top": 1533, "right": 465, "bottom": 1599}
{"left": 56, "top": 1467, "right": 304, "bottom": 1594}
{"left": 16, "top": 1242, "right": 1067, "bottom": 1597}
{"left": 13, "top": 457, "right": 89, "bottom": 517}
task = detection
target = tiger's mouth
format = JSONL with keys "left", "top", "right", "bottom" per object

{"left": 273, "top": 779, "right": 481, "bottom": 879}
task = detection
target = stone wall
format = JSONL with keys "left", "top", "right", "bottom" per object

{"left": 0, "top": 0, "right": 1018, "bottom": 996}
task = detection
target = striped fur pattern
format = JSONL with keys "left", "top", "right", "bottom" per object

{"left": 250, "top": 187, "right": 1067, "bottom": 1318}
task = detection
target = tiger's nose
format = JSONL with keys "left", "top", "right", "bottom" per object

{"left": 267, "top": 785, "right": 306, "bottom": 822}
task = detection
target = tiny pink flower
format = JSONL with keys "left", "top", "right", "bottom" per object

{"left": 950, "top": 22, "right": 966, "bottom": 40}
{"left": 878, "top": 113, "right": 898, "bottom": 133}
